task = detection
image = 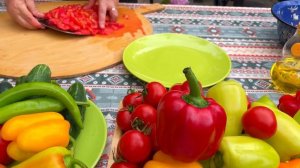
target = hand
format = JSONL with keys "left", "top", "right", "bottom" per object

{"left": 85, "top": 0, "right": 118, "bottom": 29}
{"left": 5, "top": 0, "right": 44, "bottom": 29}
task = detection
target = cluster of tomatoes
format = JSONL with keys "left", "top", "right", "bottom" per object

{"left": 111, "top": 80, "right": 201, "bottom": 168}
{"left": 111, "top": 82, "right": 168, "bottom": 168}
{"left": 45, "top": 4, "right": 124, "bottom": 35}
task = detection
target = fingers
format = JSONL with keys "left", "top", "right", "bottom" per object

{"left": 98, "top": 0, "right": 119, "bottom": 29}
{"left": 84, "top": 0, "right": 97, "bottom": 9}
{"left": 109, "top": 7, "right": 118, "bottom": 22}
{"left": 26, "top": 0, "right": 44, "bottom": 18}
{"left": 5, "top": 0, "right": 43, "bottom": 29}
{"left": 18, "top": 3, "right": 44, "bottom": 29}
{"left": 98, "top": 4, "right": 107, "bottom": 29}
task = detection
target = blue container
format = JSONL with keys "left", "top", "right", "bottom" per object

{"left": 271, "top": 0, "right": 300, "bottom": 45}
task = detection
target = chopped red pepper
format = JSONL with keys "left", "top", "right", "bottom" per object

{"left": 277, "top": 91, "right": 300, "bottom": 117}
{"left": 156, "top": 67, "right": 227, "bottom": 162}
{"left": 44, "top": 4, "right": 124, "bottom": 35}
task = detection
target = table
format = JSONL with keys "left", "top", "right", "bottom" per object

{"left": 0, "top": 3, "right": 283, "bottom": 168}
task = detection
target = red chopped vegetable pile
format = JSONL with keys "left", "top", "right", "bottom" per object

{"left": 44, "top": 4, "right": 124, "bottom": 35}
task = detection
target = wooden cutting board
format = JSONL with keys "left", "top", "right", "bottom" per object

{"left": 0, "top": 2, "right": 164, "bottom": 78}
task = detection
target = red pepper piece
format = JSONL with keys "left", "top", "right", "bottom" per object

{"left": 44, "top": 4, "right": 124, "bottom": 35}
{"left": 157, "top": 67, "right": 227, "bottom": 162}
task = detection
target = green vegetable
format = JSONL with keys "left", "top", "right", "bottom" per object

{"left": 0, "top": 81, "right": 13, "bottom": 94}
{"left": 0, "top": 97, "right": 65, "bottom": 124}
{"left": 0, "top": 82, "right": 83, "bottom": 129}
{"left": 66, "top": 82, "right": 88, "bottom": 138}
{"left": 16, "top": 76, "right": 27, "bottom": 86}
{"left": 252, "top": 96, "right": 300, "bottom": 161}
{"left": 15, "top": 64, "right": 52, "bottom": 86}
{"left": 26, "top": 64, "right": 51, "bottom": 83}
{"left": 67, "top": 82, "right": 87, "bottom": 117}
{"left": 206, "top": 80, "right": 248, "bottom": 136}
{"left": 203, "top": 136, "right": 280, "bottom": 168}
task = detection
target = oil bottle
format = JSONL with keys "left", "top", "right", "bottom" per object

{"left": 270, "top": 25, "right": 300, "bottom": 93}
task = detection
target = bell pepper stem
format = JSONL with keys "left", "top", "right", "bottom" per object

{"left": 64, "top": 155, "right": 88, "bottom": 168}
{"left": 182, "top": 67, "right": 208, "bottom": 108}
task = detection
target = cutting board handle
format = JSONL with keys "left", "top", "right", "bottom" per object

{"left": 134, "top": 3, "right": 165, "bottom": 14}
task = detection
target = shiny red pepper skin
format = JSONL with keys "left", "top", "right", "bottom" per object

{"left": 156, "top": 68, "right": 227, "bottom": 162}
{"left": 170, "top": 81, "right": 204, "bottom": 96}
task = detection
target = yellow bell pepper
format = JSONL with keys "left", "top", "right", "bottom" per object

{"left": 12, "top": 146, "right": 87, "bottom": 168}
{"left": 144, "top": 151, "right": 203, "bottom": 168}
{"left": 16, "top": 119, "right": 70, "bottom": 152}
{"left": 206, "top": 80, "right": 248, "bottom": 136}
{"left": 7, "top": 141, "right": 35, "bottom": 161}
{"left": 1, "top": 112, "right": 64, "bottom": 141}
{"left": 252, "top": 96, "right": 300, "bottom": 161}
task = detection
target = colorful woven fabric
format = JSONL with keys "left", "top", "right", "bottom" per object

{"left": 0, "top": 4, "right": 283, "bottom": 168}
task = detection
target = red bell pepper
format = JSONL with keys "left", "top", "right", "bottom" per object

{"left": 156, "top": 67, "right": 227, "bottom": 162}
{"left": 170, "top": 81, "right": 204, "bottom": 97}
{"left": 277, "top": 91, "right": 300, "bottom": 117}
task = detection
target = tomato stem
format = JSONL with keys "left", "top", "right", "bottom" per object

{"left": 182, "top": 67, "right": 208, "bottom": 108}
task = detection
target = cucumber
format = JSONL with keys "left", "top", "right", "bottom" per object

{"left": 26, "top": 64, "right": 51, "bottom": 83}
{"left": 66, "top": 82, "right": 88, "bottom": 138}
{"left": 0, "top": 81, "right": 13, "bottom": 94}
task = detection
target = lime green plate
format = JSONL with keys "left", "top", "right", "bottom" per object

{"left": 123, "top": 33, "right": 232, "bottom": 88}
{"left": 74, "top": 100, "right": 107, "bottom": 167}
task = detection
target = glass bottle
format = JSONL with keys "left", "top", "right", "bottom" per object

{"left": 270, "top": 25, "right": 300, "bottom": 94}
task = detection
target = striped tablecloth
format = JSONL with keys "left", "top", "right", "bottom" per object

{"left": 0, "top": 3, "right": 283, "bottom": 168}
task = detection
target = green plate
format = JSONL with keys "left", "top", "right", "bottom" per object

{"left": 74, "top": 100, "right": 107, "bottom": 167}
{"left": 123, "top": 33, "right": 231, "bottom": 88}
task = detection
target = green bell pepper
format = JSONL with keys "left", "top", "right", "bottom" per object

{"left": 252, "top": 96, "right": 300, "bottom": 161}
{"left": 202, "top": 136, "right": 280, "bottom": 168}
{"left": 207, "top": 80, "right": 248, "bottom": 136}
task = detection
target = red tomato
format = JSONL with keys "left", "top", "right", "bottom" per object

{"left": 143, "top": 82, "right": 167, "bottom": 108}
{"left": 0, "top": 126, "right": 13, "bottom": 165}
{"left": 111, "top": 162, "right": 138, "bottom": 168}
{"left": 277, "top": 94, "right": 300, "bottom": 117}
{"left": 242, "top": 106, "right": 277, "bottom": 139}
{"left": 122, "top": 91, "right": 143, "bottom": 108}
{"left": 117, "top": 130, "right": 152, "bottom": 164}
{"left": 122, "top": 92, "right": 143, "bottom": 107}
{"left": 131, "top": 104, "right": 157, "bottom": 130}
{"left": 116, "top": 108, "right": 132, "bottom": 132}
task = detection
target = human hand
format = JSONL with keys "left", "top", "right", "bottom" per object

{"left": 5, "top": 0, "right": 44, "bottom": 29}
{"left": 85, "top": 0, "right": 118, "bottom": 29}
